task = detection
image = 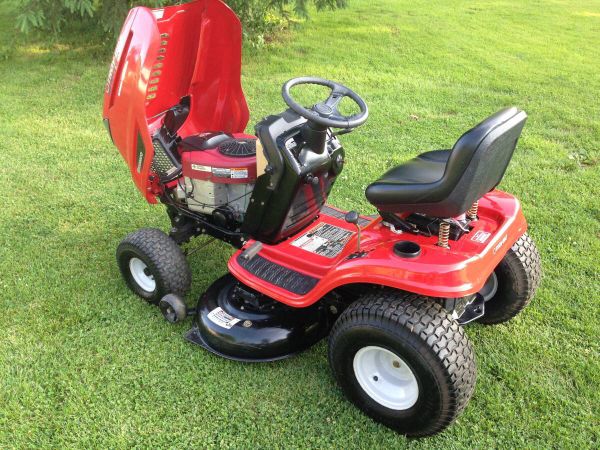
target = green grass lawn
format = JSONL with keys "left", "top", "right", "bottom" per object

{"left": 1, "top": 0, "right": 599, "bottom": 447}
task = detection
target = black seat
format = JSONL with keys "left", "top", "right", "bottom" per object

{"left": 365, "top": 108, "right": 527, "bottom": 218}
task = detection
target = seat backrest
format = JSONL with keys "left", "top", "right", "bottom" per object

{"left": 442, "top": 107, "right": 527, "bottom": 214}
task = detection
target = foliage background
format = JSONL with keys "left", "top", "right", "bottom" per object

{"left": 15, "top": 0, "right": 346, "bottom": 45}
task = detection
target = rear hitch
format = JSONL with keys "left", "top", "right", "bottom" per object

{"left": 457, "top": 296, "right": 485, "bottom": 325}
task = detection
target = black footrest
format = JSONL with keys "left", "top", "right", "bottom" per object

{"left": 236, "top": 254, "right": 318, "bottom": 295}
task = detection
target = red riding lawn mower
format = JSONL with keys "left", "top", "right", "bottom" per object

{"left": 103, "top": 0, "right": 542, "bottom": 437}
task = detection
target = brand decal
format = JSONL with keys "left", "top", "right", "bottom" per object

{"left": 191, "top": 164, "right": 211, "bottom": 172}
{"left": 212, "top": 168, "right": 231, "bottom": 178}
{"left": 493, "top": 235, "right": 508, "bottom": 254}
{"left": 137, "top": 152, "right": 144, "bottom": 173}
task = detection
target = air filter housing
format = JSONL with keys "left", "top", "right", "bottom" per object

{"left": 218, "top": 138, "right": 256, "bottom": 157}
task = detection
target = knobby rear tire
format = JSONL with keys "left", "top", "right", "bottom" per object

{"left": 477, "top": 233, "right": 542, "bottom": 325}
{"left": 328, "top": 291, "right": 476, "bottom": 437}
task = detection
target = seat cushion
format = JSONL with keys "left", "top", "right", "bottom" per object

{"left": 365, "top": 150, "right": 450, "bottom": 205}
{"left": 378, "top": 150, "right": 450, "bottom": 185}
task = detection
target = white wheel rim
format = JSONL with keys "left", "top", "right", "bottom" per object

{"left": 129, "top": 257, "right": 156, "bottom": 292}
{"left": 479, "top": 271, "right": 499, "bottom": 302}
{"left": 353, "top": 346, "right": 419, "bottom": 410}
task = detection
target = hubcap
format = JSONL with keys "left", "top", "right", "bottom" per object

{"left": 479, "top": 271, "right": 498, "bottom": 302}
{"left": 353, "top": 346, "right": 419, "bottom": 410}
{"left": 129, "top": 257, "right": 156, "bottom": 292}
{"left": 163, "top": 306, "right": 176, "bottom": 322}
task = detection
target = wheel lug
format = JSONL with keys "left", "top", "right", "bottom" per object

{"left": 393, "top": 361, "right": 400, "bottom": 368}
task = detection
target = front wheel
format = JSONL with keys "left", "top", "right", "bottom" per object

{"left": 328, "top": 292, "right": 476, "bottom": 437}
{"left": 477, "top": 233, "right": 542, "bottom": 325}
{"left": 116, "top": 228, "right": 191, "bottom": 304}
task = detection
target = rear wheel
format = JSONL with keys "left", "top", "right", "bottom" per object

{"left": 116, "top": 228, "right": 191, "bottom": 304}
{"left": 477, "top": 233, "right": 542, "bottom": 325}
{"left": 328, "top": 292, "right": 476, "bottom": 437}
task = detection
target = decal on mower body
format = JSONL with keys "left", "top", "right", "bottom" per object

{"left": 493, "top": 234, "right": 508, "bottom": 254}
{"left": 207, "top": 307, "right": 240, "bottom": 329}
{"left": 230, "top": 168, "right": 249, "bottom": 179}
{"left": 291, "top": 223, "right": 353, "bottom": 258}
{"left": 204, "top": 167, "right": 249, "bottom": 179}
{"left": 471, "top": 230, "right": 491, "bottom": 244}
{"left": 191, "top": 164, "right": 211, "bottom": 172}
{"left": 211, "top": 168, "right": 231, "bottom": 178}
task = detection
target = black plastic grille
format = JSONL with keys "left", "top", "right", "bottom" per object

{"left": 237, "top": 254, "right": 318, "bottom": 295}
{"left": 218, "top": 139, "right": 257, "bottom": 157}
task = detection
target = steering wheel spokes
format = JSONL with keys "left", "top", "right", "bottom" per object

{"left": 282, "top": 77, "right": 369, "bottom": 129}
{"left": 313, "top": 85, "right": 348, "bottom": 121}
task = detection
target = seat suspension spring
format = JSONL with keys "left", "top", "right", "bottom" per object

{"left": 467, "top": 201, "right": 479, "bottom": 220}
{"left": 437, "top": 221, "right": 450, "bottom": 248}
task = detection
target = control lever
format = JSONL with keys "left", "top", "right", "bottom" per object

{"left": 304, "top": 174, "right": 319, "bottom": 185}
{"left": 240, "top": 241, "right": 263, "bottom": 261}
{"left": 345, "top": 211, "right": 361, "bottom": 252}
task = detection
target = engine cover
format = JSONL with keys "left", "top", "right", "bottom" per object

{"left": 180, "top": 133, "right": 257, "bottom": 223}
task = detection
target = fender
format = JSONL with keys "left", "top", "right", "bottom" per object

{"left": 228, "top": 190, "right": 528, "bottom": 307}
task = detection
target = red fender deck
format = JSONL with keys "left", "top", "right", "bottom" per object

{"left": 228, "top": 190, "right": 527, "bottom": 307}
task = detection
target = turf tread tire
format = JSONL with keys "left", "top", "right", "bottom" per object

{"left": 328, "top": 292, "right": 476, "bottom": 437}
{"left": 117, "top": 228, "right": 191, "bottom": 304}
{"left": 478, "top": 232, "right": 541, "bottom": 325}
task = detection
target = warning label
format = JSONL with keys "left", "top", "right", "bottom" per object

{"left": 230, "top": 168, "right": 249, "bottom": 179}
{"left": 471, "top": 230, "right": 491, "bottom": 244}
{"left": 207, "top": 307, "right": 240, "bottom": 329}
{"left": 291, "top": 223, "right": 353, "bottom": 258}
{"left": 209, "top": 167, "right": 249, "bottom": 179}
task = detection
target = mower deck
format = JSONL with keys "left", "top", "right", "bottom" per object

{"left": 184, "top": 274, "right": 331, "bottom": 361}
{"left": 229, "top": 190, "right": 527, "bottom": 307}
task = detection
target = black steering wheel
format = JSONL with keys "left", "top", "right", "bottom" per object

{"left": 282, "top": 77, "right": 369, "bottom": 129}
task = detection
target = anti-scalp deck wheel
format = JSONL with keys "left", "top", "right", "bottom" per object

{"left": 328, "top": 292, "right": 476, "bottom": 437}
{"left": 116, "top": 228, "right": 191, "bottom": 304}
{"left": 159, "top": 294, "right": 188, "bottom": 323}
{"left": 477, "top": 232, "right": 542, "bottom": 325}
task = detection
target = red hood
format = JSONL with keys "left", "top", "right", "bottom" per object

{"left": 102, "top": 0, "right": 249, "bottom": 202}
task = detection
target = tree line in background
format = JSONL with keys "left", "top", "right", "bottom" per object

{"left": 15, "top": 0, "right": 346, "bottom": 46}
